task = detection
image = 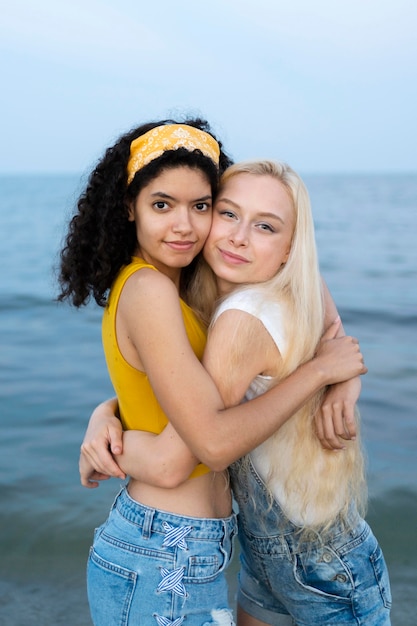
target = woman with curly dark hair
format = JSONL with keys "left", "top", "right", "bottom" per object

{"left": 58, "top": 117, "right": 240, "bottom": 625}
{"left": 58, "top": 117, "right": 231, "bottom": 309}
{"left": 58, "top": 118, "right": 366, "bottom": 625}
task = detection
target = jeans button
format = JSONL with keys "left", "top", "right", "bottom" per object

{"left": 336, "top": 573, "right": 347, "bottom": 583}
{"left": 322, "top": 552, "right": 332, "bottom": 563}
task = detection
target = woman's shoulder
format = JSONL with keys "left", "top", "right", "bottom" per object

{"left": 214, "top": 286, "right": 282, "bottom": 320}
{"left": 120, "top": 259, "right": 179, "bottom": 315}
{"left": 122, "top": 258, "right": 171, "bottom": 287}
{"left": 213, "top": 286, "right": 287, "bottom": 354}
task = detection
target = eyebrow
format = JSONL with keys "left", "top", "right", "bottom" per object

{"left": 150, "top": 191, "right": 212, "bottom": 202}
{"left": 258, "top": 211, "right": 285, "bottom": 224}
{"left": 217, "top": 197, "right": 285, "bottom": 224}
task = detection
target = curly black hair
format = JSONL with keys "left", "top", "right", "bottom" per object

{"left": 57, "top": 118, "right": 233, "bottom": 307}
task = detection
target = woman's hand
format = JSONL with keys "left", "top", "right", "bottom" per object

{"left": 79, "top": 453, "right": 113, "bottom": 489}
{"left": 79, "top": 398, "right": 126, "bottom": 488}
{"left": 314, "top": 319, "right": 367, "bottom": 385}
{"left": 313, "top": 319, "right": 365, "bottom": 450}
{"left": 315, "top": 376, "right": 361, "bottom": 450}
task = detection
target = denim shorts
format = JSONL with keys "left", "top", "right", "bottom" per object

{"left": 230, "top": 459, "right": 392, "bottom": 626}
{"left": 87, "top": 487, "right": 237, "bottom": 626}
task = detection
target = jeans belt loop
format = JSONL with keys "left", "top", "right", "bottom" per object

{"left": 142, "top": 508, "right": 155, "bottom": 539}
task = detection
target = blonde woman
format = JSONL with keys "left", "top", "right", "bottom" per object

{"left": 202, "top": 161, "right": 391, "bottom": 625}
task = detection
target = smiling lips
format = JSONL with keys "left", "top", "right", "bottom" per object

{"left": 218, "top": 248, "right": 250, "bottom": 265}
{"left": 165, "top": 240, "right": 197, "bottom": 251}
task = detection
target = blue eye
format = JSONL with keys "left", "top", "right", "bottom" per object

{"left": 257, "top": 223, "right": 275, "bottom": 232}
{"left": 220, "top": 210, "right": 236, "bottom": 219}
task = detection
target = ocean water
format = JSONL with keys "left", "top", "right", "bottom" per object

{"left": 0, "top": 173, "right": 416, "bottom": 625}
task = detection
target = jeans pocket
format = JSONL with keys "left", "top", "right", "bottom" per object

{"left": 187, "top": 554, "right": 220, "bottom": 578}
{"left": 87, "top": 547, "right": 137, "bottom": 626}
{"left": 294, "top": 550, "right": 353, "bottom": 601}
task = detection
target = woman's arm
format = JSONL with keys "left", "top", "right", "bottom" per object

{"left": 80, "top": 398, "right": 198, "bottom": 488}
{"left": 117, "top": 269, "right": 366, "bottom": 472}
{"left": 79, "top": 397, "right": 126, "bottom": 488}
{"left": 80, "top": 274, "right": 365, "bottom": 486}
{"left": 319, "top": 279, "right": 361, "bottom": 446}
{"left": 79, "top": 327, "right": 361, "bottom": 487}
{"left": 80, "top": 309, "right": 285, "bottom": 488}
{"left": 115, "top": 427, "right": 199, "bottom": 488}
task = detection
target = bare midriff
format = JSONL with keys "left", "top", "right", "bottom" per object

{"left": 127, "top": 471, "right": 232, "bottom": 519}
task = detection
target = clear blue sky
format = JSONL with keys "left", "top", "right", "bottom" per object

{"left": 1, "top": 0, "right": 416, "bottom": 174}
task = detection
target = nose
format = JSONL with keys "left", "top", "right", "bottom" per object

{"left": 172, "top": 206, "right": 193, "bottom": 235}
{"left": 229, "top": 222, "right": 249, "bottom": 247}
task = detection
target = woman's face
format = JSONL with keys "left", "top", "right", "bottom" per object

{"left": 204, "top": 173, "right": 295, "bottom": 295}
{"left": 128, "top": 166, "right": 213, "bottom": 284}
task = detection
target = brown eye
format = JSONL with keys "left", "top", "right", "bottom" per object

{"left": 154, "top": 201, "right": 168, "bottom": 210}
{"left": 195, "top": 203, "right": 210, "bottom": 212}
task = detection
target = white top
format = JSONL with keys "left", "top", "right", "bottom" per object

{"left": 212, "top": 286, "right": 326, "bottom": 526}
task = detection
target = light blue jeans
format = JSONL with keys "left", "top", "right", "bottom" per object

{"left": 87, "top": 487, "right": 237, "bottom": 626}
{"left": 230, "top": 459, "right": 392, "bottom": 626}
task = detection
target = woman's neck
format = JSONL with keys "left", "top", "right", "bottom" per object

{"left": 134, "top": 252, "right": 182, "bottom": 291}
{"left": 215, "top": 277, "right": 236, "bottom": 298}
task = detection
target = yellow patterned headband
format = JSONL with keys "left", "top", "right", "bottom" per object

{"left": 126, "top": 124, "right": 220, "bottom": 184}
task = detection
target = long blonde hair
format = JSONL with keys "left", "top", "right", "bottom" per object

{"left": 210, "top": 161, "right": 367, "bottom": 535}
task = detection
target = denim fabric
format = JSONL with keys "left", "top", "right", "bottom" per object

{"left": 87, "top": 487, "right": 237, "bottom": 626}
{"left": 230, "top": 459, "right": 392, "bottom": 626}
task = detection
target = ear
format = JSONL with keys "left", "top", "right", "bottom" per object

{"left": 127, "top": 201, "right": 135, "bottom": 222}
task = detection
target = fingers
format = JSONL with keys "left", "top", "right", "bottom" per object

{"left": 317, "top": 407, "right": 346, "bottom": 450}
{"left": 340, "top": 404, "right": 358, "bottom": 439}
{"left": 80, "top": 471, "right": 111, "bottom": 489}
{"left": 315, "top": 396, "right": 358, "bottom": 451}
{"left": 314, "top": 412, "right": 333, "bottom": 450}
{"left": 80, "top": 441, "right": 126, "bottom": 480}
{"left": 79, "top": 408, "right": 125, "bottom": 487}
{"left": 321, "top": 316, "right": 341, "bottom": 341}
{"left": 81, "top": 479, "right": 98, "bottom": 489}
{"left": 108, "top": 424, "right": 124, "bottom": 456}
{"left": 79, "top": 454, "right": 108, "bottom": 488}
{"left": 319, "top": 334, "right": 368, "bottom": 383}
{"left": 347, "top": 337, "right": 367, "bottom": 375}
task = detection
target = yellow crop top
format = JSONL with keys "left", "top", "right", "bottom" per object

{"left": 102, "top": 257, "right": 210, "bottom": 479}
